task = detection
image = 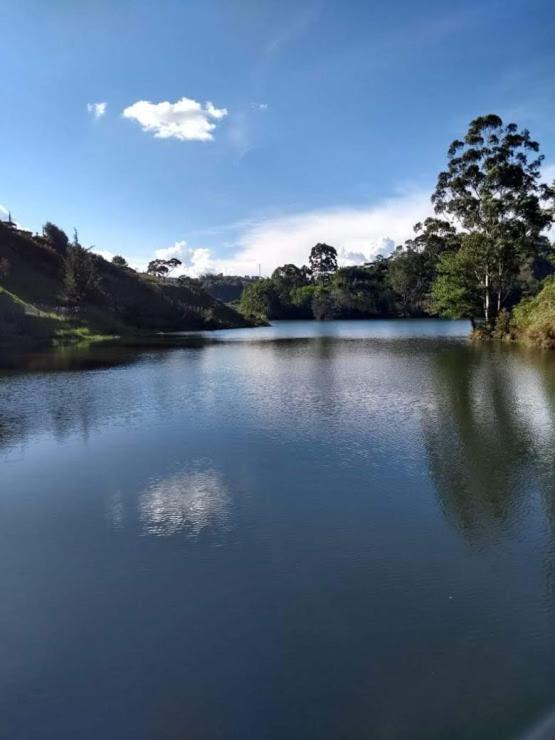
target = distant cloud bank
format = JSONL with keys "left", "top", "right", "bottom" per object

{"left": 122, "top": 96, "right": 228, "bottom": 141}
{"left": 128, "top": 190, "right": 431, "bottom": 278}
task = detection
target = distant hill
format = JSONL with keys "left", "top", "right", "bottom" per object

{"left": 0, "top": 223, "right": 252, "bottom": 345}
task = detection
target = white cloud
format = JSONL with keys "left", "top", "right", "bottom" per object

{"left": 216, "top": 190, "right": 431, "bottom": 275}
{"left": 142, "top": 190, "right": 430, "bottom": 278}
{"left": 149, "top": 241, "right": 219, "bottom": 278}
{"left": 155, "top": 243, "right": 185, "bottom": 260}
{"left": 87, "top": 102, "right": 107, "bottom": 119}
{"left": 123, "top": 96, "right": 228, "bottom": 142}
{"left": 256, "top": 103, "right": 269, "bottom": 111}
{"left": 92, "top": 248, "right": 115, "bottom": 262}
{"left": 0, "top": 204, "right": 8, "bottom": 217}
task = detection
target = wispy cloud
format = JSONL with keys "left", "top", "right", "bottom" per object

{"left": 122, "top": 97, "right": 228, "bottom": 142}
{"left": 227, "top": 111, "right": 253, "bottom": 159}
{"left": 87, "top": 101, "right": 107, "bottom": 119}
{"left": 265, "top": 3, "right": 323, "bottom": 57}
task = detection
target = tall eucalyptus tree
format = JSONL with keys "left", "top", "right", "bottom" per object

{"left": 432, "top": 114, "right": 553, "bottom": 323}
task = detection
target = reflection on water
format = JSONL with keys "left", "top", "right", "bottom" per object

{"left": 107, "top": 490, "right": 125, "bottom": 530}
{"left": 138, "top": 460, "right": 230, "bottom": 538}
{"left": 1, "top": 321, "right": 555, "bottom": 740}
{"left": 424, "top": 346, "right": 555, "bottom": 543}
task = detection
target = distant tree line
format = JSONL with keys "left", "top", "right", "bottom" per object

{"left": 238, "top": 115, "right": 555, "bottom": 329}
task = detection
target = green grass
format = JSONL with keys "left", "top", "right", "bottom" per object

{"left": 0, "top": 286, "right": 113, "bottom": 347}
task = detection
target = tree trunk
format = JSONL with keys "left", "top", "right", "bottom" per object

{"left": 484, "top": 268, "right": 490, "bottom": 324}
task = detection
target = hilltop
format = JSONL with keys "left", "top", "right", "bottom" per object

{"left": 0, "top": 221, "right": 251, "bottom": 346}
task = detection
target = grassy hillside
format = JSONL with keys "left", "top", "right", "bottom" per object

{"left": 511, "top": 276, "right": 555, "bottom": 349}
{"left": 0, "top": 286, "right": 107, "bottom": 346}
{"left": 0, "top": 223, "right": 251, "bottom": 345}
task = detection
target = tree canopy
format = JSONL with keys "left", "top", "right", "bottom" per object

{"left": 43, "top": 222, "right": 69, "bottom": 254}
{"left": 431, "top": 114, "right": 553, "bottom": 323}
{"left": 147, "top": 257, "right": 182, "bottom": 277}
{"left": 309, "top": 244, "right": 338, "bottom": 282}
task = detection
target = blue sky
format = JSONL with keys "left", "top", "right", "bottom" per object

{"left": 1, "top": 0, "right": 554, "bottom": 275}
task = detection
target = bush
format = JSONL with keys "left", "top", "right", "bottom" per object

{"left": 493, "top": 308, "right": 511, "bottom": 340}
{"left": 64, "top": 245, "right": 100, "bottom": 306}
{"left": 511, "top": 276, "right": 555, "bottom": 348}
{"left": 239, "top": 280, "right": 280, "bottom": 320}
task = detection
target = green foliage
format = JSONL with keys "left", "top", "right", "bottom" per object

{"left": 198, "top": 273, "right": 258, "bottom": 303}
{"left": 431, "top": 114, "right": 554, "bottom": 323}
{"left": 493, "top": 308, "right": 511, "bottom": 339}
{"left": 272, "top": 263, "right": 309, "bottom": 297}
{"left": 112, "top": 255, "right": 128, "bottom": 268}
{"left": 0, "top": 286, "right": 101, "bottom": 346}
{"left": 290, "top": 285, "right": 316, "bottom": 316}
{"left": 269, "top": 263, "right": 311, "bottom": 315}
{"left": 431, "top": 236, "right": 485, "bottom": 320}
{"left": 388, "top": 219, "right": 462, "bottom": 316}
{"left": 147, "top": 258, "right": 182, "bottom": 277}
{"left": 310, "top": 286, "right": 337, "bottom": 320}
{"left": 326, "top": 263, "right": 396, "bottom": 318}
{"left": 309, "top": 243, "right": 338, "bottom": 282}
{"left": 239, "top": 279, "right": 280, "bottom": 320}
{"left": 42, "top": 222, "right": 69, "bottom": 253}
{"left": 511, "top": 276, "right": 555, "bottom": 348}
{"left": 64, "top": 242, "right": 100, "bottom": 306}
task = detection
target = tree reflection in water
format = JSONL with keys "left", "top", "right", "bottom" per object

{"left": 423, "top": 345, "right": 555, "bottom": 544}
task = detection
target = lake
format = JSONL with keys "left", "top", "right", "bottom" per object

{"left": 1, "top": 319, "right": 555, "bottom": 739}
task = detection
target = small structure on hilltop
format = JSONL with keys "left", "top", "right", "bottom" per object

{"left": 0, "top": 211, "right": 33, "bottom": 237}
{"left": 1, "top": 211, "right": 16, "bottom": 229}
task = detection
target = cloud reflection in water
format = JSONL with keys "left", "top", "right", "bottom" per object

{"left": 139, "top": 461, "right": 231, "bottom": 538}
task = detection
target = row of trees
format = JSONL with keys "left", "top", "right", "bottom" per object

{"left": 239, "top": 115, "right": 554, "bottom": 327}
{"left": 239, "top": 245, "right": 399, "bottom": 320}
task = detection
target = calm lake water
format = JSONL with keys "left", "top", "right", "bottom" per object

{"left": 1, "top": 319, "right": 555, "bottom": 739}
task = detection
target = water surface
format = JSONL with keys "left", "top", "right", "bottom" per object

{"left": 1, "top": 320, "right": 555, "bottom": 739}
